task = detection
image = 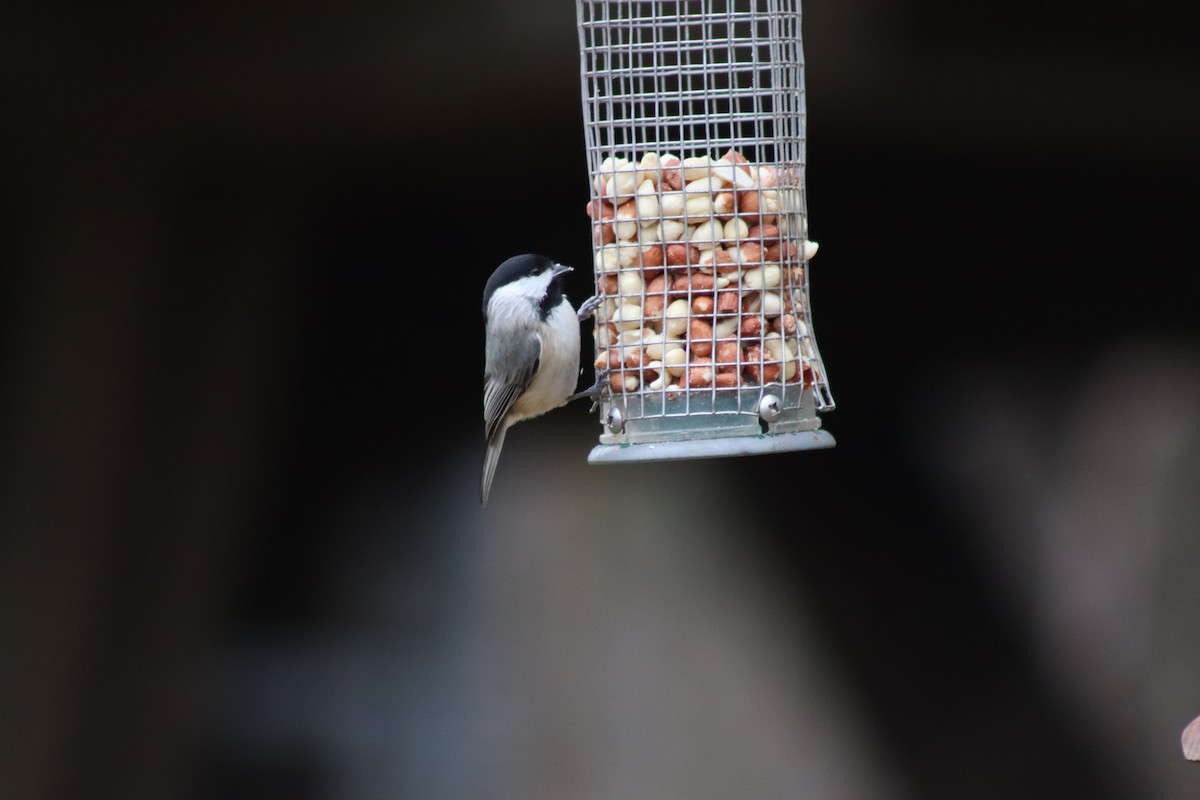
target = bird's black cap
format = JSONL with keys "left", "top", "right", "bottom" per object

{"left": 482, "top": 253, "right": 566, "bottom": 317}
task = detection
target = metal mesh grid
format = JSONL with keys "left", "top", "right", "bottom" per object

{"left": 577, "top": 0, "right": 833, "bottom": 449}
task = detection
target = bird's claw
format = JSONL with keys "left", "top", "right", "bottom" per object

{"left": 569, "top": 368, "right": 612, "bottom": 412}
{"left": 577, "top": 294, "right": 603, "bottom": 322}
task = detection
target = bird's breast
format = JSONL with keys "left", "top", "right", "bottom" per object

{"left": 512, "top": 301, "right": 580, "bottom": 420}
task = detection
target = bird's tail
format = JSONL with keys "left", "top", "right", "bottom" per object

{"left": 480, "top": 424, "right": 508, "bottom": 506}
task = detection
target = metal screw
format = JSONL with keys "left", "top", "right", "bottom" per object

{"left": 758, "top": 394, "right": 782, "bottom": 423}
{"left": 606, "top": 405, "right": 625, "bottom": 434}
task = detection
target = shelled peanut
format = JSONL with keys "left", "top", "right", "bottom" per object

{"left": 587, "top": 149, "right": 821, "bottom": 394}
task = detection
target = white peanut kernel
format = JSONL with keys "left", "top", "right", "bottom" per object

{"left": 760, "top": 291, "right": 783, "bottom": 316}
{"left": 635, "top": 179, "right": 660, "bottom": 220}
{"left": 611, "top": 304, "right": 643, "bottom": 331}
{"left": 595, "top": 245, "right": 620, "bottom": 273}
{"left": 683, "top": 195, "right": 714, "bottom": 220}
{"left": 660, "top": 191, "right": 685, "bottom": 217}
{"left": 689, "top": 220, "right": 720, "bottom": 250}
{"left": 616, "top": 243, "right": 640, "bottom": 268}
{"left": 723, "top": 217, "right": 749, "bottom": 243}
{"left": 663, "top": 347, "right": 687, "bottom": 376}
{"left": 618, "top": 270, "right": 644, "bottom": 298}
{"left": 681, "top": 155, "right": 713, "bottom": 181}
{"left": 664, "top": 299, "right": 690, "bottom": 337}
{"left": 714, "top": 316, "right": 739, "bottom": 338}
{"left": 741, "top": 264, "right": 782, "bottom": 290}
{"left": 660, "top": 219, "right": 685, "bottom": 242}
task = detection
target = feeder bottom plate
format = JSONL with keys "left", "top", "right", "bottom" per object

{"left": 587, "top": 429, "right": 835, "bottom": 465}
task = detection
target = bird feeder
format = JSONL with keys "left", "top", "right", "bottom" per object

{"left": 576, "top": 0, "right": 834, "bottom": 463}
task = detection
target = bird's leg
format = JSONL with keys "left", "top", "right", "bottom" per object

{"left": 568, "top": 368, "right": 611, "bottom": 411}
{"left": 576, "top": 294, "right": 603, "bottom": 322}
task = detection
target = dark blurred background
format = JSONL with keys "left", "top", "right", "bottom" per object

{"left": 2, "top": 1, "right": 1199, "bottom": 798}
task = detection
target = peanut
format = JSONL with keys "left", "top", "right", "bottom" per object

{"left": 665, "top": 243, "right": 700, "bottom": 267}
{"left": 660, "top": 219, "right": 685, "bottom": 242}
{"left": 720, "top": 148, "right": 753, "bottom": 175}
{"left": 639, "top": 221, "right": 662, "bottom": 244}
{"left": 773, "top": 313, "right": 797, "bottom": 336}
{"left": 618, "top": 327, "right": 655, "bottom": 347}
{"left": 760, "top": 290, "right": 784, "bottom": 317}
{"left": 723, "top": 217, "right": 750, "bottom": 243}
{"left": 714, "top": 316, "right": 740, "bottom": 339}
{"left": 714, "top": 339, "right": 740, "bottom": 371}
{"left": 713, "top": 191, "right": 736, "bottom": 218}
{"left": 660, "top": 191, "right": 685, "bottom": 217}
{"left": 697, "top": 247, "right": 735, "bottom": 272}
{"left": 618, "top": 270, "right": 644, "bottom": 299}
{"left": 737, "top": 189, "right": 761, "bottom": 221}
{"left": 742, "top": 265, "right": 782, "bottom": 290}
{"left": 586, "top": 199, "right": 613, "bottom": 220}
{"left": 689, "top": 219, "right": 721, "bottom": 250}
{"left": 681, "top": 155, "right": 714, "bottom": 182}
{"left": 740, "top": 314, "right": 764, "bottom": 338}
{"left": 660, "top": 154, "right": 683, "bottom": 190}
{"left": 744, "top": 344, "right": 781, "bottom": 383}
{"left": 716, "top": 289, "right": 740, "bottom": 315}
{"left": 593, "top": 156, "right": 628, "bottom": 193}
{"left": 614, "top": 201, "right": 638, "bottom": 241}
{"left": 747, "top": 223, "right": 780, "bottom": 244}
{"left": 713, "top": 371, "right": 740, "bottom": 389}
{"left": 640, "top": 244, "right": 665, "bottom": 269}
{"left": 738, "top": 241, "right": 763, "bottom": 264}
{"left": 599, "top": 348, "right": 623, "bottom": 370}
{"left": 687, "top": 317, "right": 714, "bottom": 357}
{"left": 684, "top": 356, "right": 714, "bottom": 388}
{"left": 765, "top": 240, "right": 797, "bottom": 262}
{"left": 603, "top": 164, "right": 639, "bottom": 201}
{"left": 636, "top": 152, "right": 661, "bottom": 183}
{"left": 595, "top": 244, "right": 620, "bottom": 273}
{"left": 671, "top": 271, "right": 716, "bottom": 295}
{"left": 635, "top": 180, "right": 660, "bottom": 220}
{"left": 663, "top": 346, "right": 687, "bottom": 377}
{"left": 664, "top": 298, "right": 691, "bottom": 337}
{"left": 711, "top": 158, "right": 754, "bottom": 190}
{"left": 616, "top": 242, "right": 641, "bottom": 269}
{"left": 642, "top": 274, "right": 668, "bottom": 318}
{"left": 609, "top": 370, "right": 640, "bottom": 393}
{"left": 645, "top": 334, "right": 684, "bottom": 362}
{"left": 683, "top": 194, "right": 714, "bottom": 221}
{"left": 611, "top": 303, "right": 643, "bottom": 331}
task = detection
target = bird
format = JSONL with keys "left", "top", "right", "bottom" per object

{"left": 480, "top": 253, "right": 600, "bottom": 506}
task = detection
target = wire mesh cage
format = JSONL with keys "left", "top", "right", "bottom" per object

{"left": 576, "top": 0, "right": 834, "bottom": 463}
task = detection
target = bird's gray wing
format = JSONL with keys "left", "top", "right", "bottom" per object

{"left": 483, "top": 329, "right": 542, "bottom": 444}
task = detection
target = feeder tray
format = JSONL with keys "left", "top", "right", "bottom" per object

{"left": 576, "top": 0, "right": 834, "bottom": 464}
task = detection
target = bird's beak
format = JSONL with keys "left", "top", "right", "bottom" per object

{"left": 552, "top": 263, "right": 573, "bottom": 277}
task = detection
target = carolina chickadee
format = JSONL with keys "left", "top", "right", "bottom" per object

{"left": 481, "top": 253, "right": 594, "bottom": 506}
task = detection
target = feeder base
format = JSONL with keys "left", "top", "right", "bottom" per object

{"left": 587, "top": 428, "right": 835, "bottom": 465}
